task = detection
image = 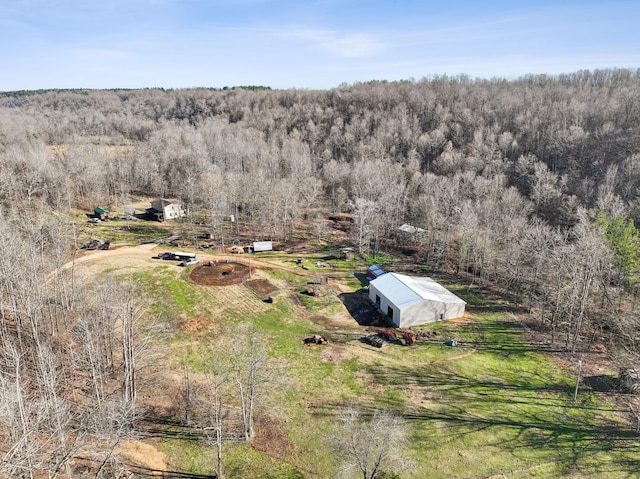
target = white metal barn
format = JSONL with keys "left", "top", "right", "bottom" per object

{"left": 368, "top": 273, "right": 466, "bottom": 327}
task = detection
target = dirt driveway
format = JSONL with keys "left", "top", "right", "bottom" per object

{"left": 65, "top": 244, "right": 321, "bottom": 276}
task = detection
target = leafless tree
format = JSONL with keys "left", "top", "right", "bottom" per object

{"left": 351, "top": 197, "right": 378, "bottom": 256}
{"left": 2, "top": 72, "right": 640, "bottom": 475}
{"left": 329, "top": 407, "right": 413, "bottom": 479}
{"left": 228, "top": 324, "right": 286, "bottom": 442}
{"left": 202, "top": 360, "right": 232, "bottom": 479}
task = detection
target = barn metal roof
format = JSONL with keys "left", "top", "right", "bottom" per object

{"left": 370, "top": 273, "right": 465, "bottom": 309}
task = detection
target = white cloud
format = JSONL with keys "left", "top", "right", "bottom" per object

{"left": 290, "top": 28, "right": 383, "bottom": 58}
{"left": 326, "top": 33, "right": 382, "bottom": 58}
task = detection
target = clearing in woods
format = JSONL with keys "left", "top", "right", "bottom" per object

{"left": 68, "top": 243, "right": 640, "bottom": 479}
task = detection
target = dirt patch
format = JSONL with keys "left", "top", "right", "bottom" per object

{"left": 447, "top": 315, "right": 474, "bottom": 324}
{"left": 430, "top": 349, "right": 478, "bottom": 364}
{"left": 318, "top": 344, "right": 354, "bottom": 363}
{"left": 245, "top": 278, "right": 280, "bottom": 299}
{"left": 116, "top": 440, "right": 167, "bottom": 475}
{"left": 309, "top": 315, "right": 335, "bottom": 327}
{"left": 309, "top": 313, "right": 361, "bottom": 330}
{"left": 189, "top": 260, "right": 251, "bottom": 285}
{"left": 252, "top": 414, "right": 294, "bottom": 459}
{"left": 329, "top": 278, "right": 354, "bottom": 294}
{"left": 180, "top": 314, "right": 215, "bottom": 333}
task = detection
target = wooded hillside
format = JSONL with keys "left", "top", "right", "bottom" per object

{"left": 1, "top": 69, "right": 640, "bottom": 476}
{"left": 2, "top": 70, "right": 639, "bottom": 349}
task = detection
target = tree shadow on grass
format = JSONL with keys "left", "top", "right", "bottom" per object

{"left": 364, "top": 360, "right": 632, "bottom": 413}
{"left": 332, "top": 287, "right": 640, "bottom": 476}
{"left": 310, "top": 388, "right": 639, "bottom": 475}
{"left": 440, "top": 318, "right": 569, "bottom": 356}
{"left": 582, "top": 374, "right": 619, "bottom": 393}
{"left": 138, "top": 417, "right": 210, "bottom": 441}
{"left": 323, "top": 279, "right": 640, "bottom": 475}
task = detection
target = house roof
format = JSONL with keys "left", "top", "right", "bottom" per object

{"left": 94, "top": 206, "right": 109, "bottom": 213}
{"left": 370, "top": 272, "right": 465, "bottom": 309}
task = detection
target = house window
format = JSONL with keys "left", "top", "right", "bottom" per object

{"left": 387, "top": 306, "right": 394, "bottom": 320}
{"left": 375, "top": 294, "right": 380, "bottom": 306}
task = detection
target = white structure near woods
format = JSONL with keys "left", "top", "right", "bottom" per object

{"left": 253, "top": 241, "right": 273, "bottom": 252}
{"left": 148, "top": 198, "right": 186, "bottom": 222}
{"left": 398, "top": 223, "right": 426, "bottom": 235}
{"left": 368, "top": 272, "right": 466, "bottom": 327}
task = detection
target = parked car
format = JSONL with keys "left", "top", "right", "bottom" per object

{"left": 179, "top": 258, "right": 200, "bottom": 267}
{"left": 82, "top": 239, "right": 102, "bottom": 250}
{"left": 157, "top": 252, "right": 177, "bottom": 260}
{"left": 88, "top": 218, "right": 101, "bottom": 223}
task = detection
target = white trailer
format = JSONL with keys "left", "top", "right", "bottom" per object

{"left": 252, "top": 241, "right": 273, "bottom": 252}
{"left": 174, "top": 251, "right": 197, "bottom": 260}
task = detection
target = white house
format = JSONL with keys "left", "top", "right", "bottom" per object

{"left": 368, "top": 272, "right": 466, "bottom": 327}
{"left": 148, "top": 198, "right": 186, "bottom": 222}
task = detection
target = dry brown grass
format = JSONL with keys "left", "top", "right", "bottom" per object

{"left": 180, "top": 314, "right": 216, "bottom": 333}
{"left": 116, "top": 440, "right": 168, "bottom": 475}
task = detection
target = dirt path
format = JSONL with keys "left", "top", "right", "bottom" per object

{"left": 62, "top": 244, "right": 325, "bottom": 279}
{"left": 63, "top": 242, "right": 157, "bottom": 272}
{"left": 430, "top": 349, "right": 477, "bottom": 364}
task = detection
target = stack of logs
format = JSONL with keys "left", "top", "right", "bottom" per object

{"left": 618, "top": 368, "right": 640, "bottom": 393}
{"left": 303, "top": 335, "right": 329, "bottom": 345}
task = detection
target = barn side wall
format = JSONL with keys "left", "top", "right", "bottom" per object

{"left": 401, "top": 300, "right": 442, "bottom": 327}
{"left": 369, "top": 285, "right": 466, "bottom": 328}
{"left": 401, "top": 300, "right": 465, "bottom": 327}
{"left": 369, "top": 284, "right": 400, "bottom": 327}
{"left": 443, "top": 302, "right": 466, "bottom": 321}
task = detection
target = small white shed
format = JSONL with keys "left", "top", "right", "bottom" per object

{"left": 253, "top": 241, "right": 273, "bottom": 252}
{"left": 368, "top": 273, "right": 465, "bottom": 327}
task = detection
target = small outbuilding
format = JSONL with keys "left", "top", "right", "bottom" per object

{"left": 253, "top": 241, "right": 273, "bottom": 252}
{"left": 340, "top": 247, "right": 355, "bottom": 260}
{"left": 398, "top": 223, "right": 425, "bottom": 235}
{"left": 366, "top": 265, "right": 387, "bottom": 281}
{"left": 94, "top": 206, "right": 110, "bottom": 221}
{"left": 368, "top": 272, "right": 466, "bottom": 327}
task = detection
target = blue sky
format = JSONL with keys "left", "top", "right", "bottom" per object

{"left": 1, "top": 0, "right": 638, "bottom": 91}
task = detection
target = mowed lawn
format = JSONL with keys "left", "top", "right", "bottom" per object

{"left": 130, "top": 257, "right": 639, "bottom": 479}
{"left": 366, "top": 316, "right": 639, "bottom": 478}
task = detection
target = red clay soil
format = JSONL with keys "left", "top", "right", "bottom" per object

{"left": 189, "top": 260, "right": 252, "bottom": 285}
{"left": 245, "top": 278, "right": 279, "bottom": 298}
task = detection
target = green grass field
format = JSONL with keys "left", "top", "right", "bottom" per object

{"left": 109, "top": 245, "right": 639, "bottom": 478}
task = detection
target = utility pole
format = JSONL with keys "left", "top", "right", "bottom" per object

{"left": 573, "top": 355, "right": 583, "bottom": 402}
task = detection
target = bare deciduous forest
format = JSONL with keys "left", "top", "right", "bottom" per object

{"left": 1, "top": 69, "right": 640, "bottom": 477}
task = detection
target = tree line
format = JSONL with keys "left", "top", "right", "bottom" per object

{"left": 1, "top": 69, "right": 639, "bottom": 350}
{"left": 0, "top": 69, "right": 639, "bottom": 476}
